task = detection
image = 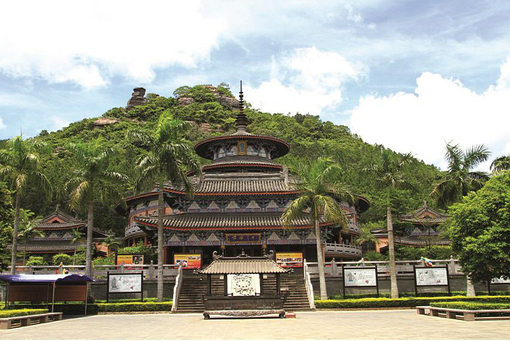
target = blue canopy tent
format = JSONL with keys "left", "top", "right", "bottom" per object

{"left": 0, "top": 274, "right": 94, "bottom": 315}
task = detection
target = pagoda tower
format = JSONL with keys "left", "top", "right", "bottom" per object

{"left": 123, "top": 83, "right": 369, "bottom": 265}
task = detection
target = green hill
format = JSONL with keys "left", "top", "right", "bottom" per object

{"left": 18, "top": 84, "right": 441, "bottom": 237}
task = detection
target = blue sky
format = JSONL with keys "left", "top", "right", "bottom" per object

{"left": 0, "top": 0, "right": 509, "bottom": 171}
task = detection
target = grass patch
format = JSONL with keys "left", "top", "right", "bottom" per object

{"left": 0, "top": 309, "right": 49, "bottom": 318}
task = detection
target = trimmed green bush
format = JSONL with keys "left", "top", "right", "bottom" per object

{"left": 52, "top": 253, "right": 73, "bottom": 265}
{"left": 329, "top": 291, "right": 510, "bottom": 300}
{"left": 315, "top": 295, "right": 510, "bottom": 309}
{"left": 431, "top": 301, "right": 510, "bottom": 310}
{"left": 97, "top": 302, "right": 172, "bottom": 312}
{"left": 26, "top": 256, "right": 46, "bottom": 266}
{"left": 0, "top": 309, "right": 48, "bottom": 318}
{"left": 6, "top": 301, "right": 173, "bottom": 315}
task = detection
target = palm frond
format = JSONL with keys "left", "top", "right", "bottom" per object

{"left": 282, "top": 196, "right": 311, "bottom": 227}
{"left": 463, "top": 144, "right": 490, "bottom": 170}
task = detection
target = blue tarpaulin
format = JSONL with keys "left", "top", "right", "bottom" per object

{"left": 0, "top": 274, "right": 94, "bottom": 283}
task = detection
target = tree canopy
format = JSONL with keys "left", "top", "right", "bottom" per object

{"left": 447, "top": 171, "right": 510, "bottom": 283}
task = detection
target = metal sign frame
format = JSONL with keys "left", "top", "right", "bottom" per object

{"left": 413, "top": 265, "right": 450, "bottom": 296}
{"left": 342, "top": 265, "right": 379, "bottom": 298}
{"left": 106, "top": 272, "right": 144, "bottom": 303}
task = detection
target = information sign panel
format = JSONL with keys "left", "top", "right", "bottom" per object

{"left": 491, "top": 276, "right": 510, "bottom": 284}
{"left": 276, "top": 252, "right": 303, "bottom": 268}
{"left": 106, "top": 272, "right": 143, "bottom": 302}
{"left": 116, "top": 254, "right": 144, "bottom": 266}
{"left": 108, "top": 274, "right": 142, "bottom": 293}
{"left": 174, "top": 254, "right": 201, "bottom": 269}
{"left": 344, "top": 268, "right": 377, "bottom": 287}
{"left": 415, "top": 267, "right": 449, "bottom": 286}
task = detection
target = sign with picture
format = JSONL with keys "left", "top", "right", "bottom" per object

{"left": 276, "top": 252, "right": 303, "bottom": 268}
{"left": 108, "top": 273, "right": 143, "bottom": 293}
{"left": 174, "top": 254, "right": 201, "bottom": 269}
{"left": 116, "top": 254, "right": 144, "bottom": 266}
{"left": 491, "top": 276, "right": 510, "bottom": 284}
{"left": 415, "top": 267, "right": 448, "bottom": 286}
{"left": 344, "top": 268, "right": 377, "bottom": 287}
{"left": 227, "top": 274, "right": 261, "bottom": 296}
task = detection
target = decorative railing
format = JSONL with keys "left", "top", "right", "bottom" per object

{"left": 171, "top": 264, "right": 183, "bottom": 312}
{"left": 4, "top": 263, "right": 180, "bottom": 279}
{"left": 303, "top": 259, "right": 316, "bottom": 310}
{"left": 324, "top": 243, "right": 362, "bottom": 257}
{"left": 305, "top": 258, "right": 463, "bottom": 277}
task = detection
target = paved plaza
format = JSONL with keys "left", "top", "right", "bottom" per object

{"left": 1, "top": 310, "right": 509, "bottom": 340}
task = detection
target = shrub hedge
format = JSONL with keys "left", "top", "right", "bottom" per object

{"left": 430, "top": 301, "right": 510, "bottom": 310}
{"left": 0, "top": 309, "right": 48, "bottom": 318}
{"left": 328, "top": 291, "right": 510, "bottom": 300}
{"left": 315, "top": 296, "right": 510, "bottom": 309}
{"left": 5, "top": 302, "right": 173, "bottom": 315}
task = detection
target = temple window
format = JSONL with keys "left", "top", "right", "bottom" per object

{"left": 259, "top": 147, "right": 267, "bottom": 158}
{"left": 237, "top": 141, "right": 247, "bottom": 155}
{"left": 218, "top": 147, "right": 226, "bottom": 158}
{"left": 247, "top": 145, "right": 256, "bottom": 156}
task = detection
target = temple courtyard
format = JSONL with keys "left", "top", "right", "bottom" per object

{"left": 1, "top": 310, "right": 509, "bottom": 340}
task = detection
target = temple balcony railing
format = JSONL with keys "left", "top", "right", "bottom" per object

{"left": 3, "top": 263, "right": 180, "bottom": 280}
{"left": 324, "top": 243, "right": 362, "bottom": 258}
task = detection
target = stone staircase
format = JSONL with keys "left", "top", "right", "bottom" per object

{"left": 175, "top": 273, "right": 312, "bottom": 313}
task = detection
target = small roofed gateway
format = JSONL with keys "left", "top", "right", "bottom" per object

{"left": 197, "top": 251, "right": 291, "bottom": 319}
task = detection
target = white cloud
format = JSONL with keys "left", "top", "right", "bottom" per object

{"left": 51, "top": 117, "right": 70, "bottom": 131}
{"left": 349, "top": 58, "right": 510, "bottom": 171}
{"left": 0, "top": 117, "right": 5, "bottom": 130}
{"left": 345, "top": 4, "right": 376, "bottom": 29}
{"left": 0, "top": 0, "right": 226, "bottom": 89}
{"left": 246, "top": 47, "right": 367, "bottom": 115}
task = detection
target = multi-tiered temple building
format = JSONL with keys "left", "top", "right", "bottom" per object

{"left": 122, "top": 86, "right": 369, "bottom": 266}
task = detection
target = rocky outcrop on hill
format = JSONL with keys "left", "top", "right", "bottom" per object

{"left": 93, "top": 118, "right": 119, "bottom": 127}
{"left": 126, "top": 87, "right": 148, "bottom": 111}
{"left": 177, "top": 85, "right": 240, "bottom": 109}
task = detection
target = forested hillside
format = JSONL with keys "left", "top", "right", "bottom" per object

{"left": 7, "top": 84, "right": 442, "bottom": 237}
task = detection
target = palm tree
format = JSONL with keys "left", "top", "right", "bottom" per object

{"left": 354, "top": 224, "right": 380, "bottom": 248}
{"left": 129, "top": 110, "right": 200, "bottom": 302}
{"left": 490, "top": 155, "right": 510, "bottom": 174}
{"left": 17, "top": 214, "right": 44, "bottom": 266}
{"left": 431, "top": 142, "right": 490, "bottom": 208}
{"left": 364, "top": 148, "right": 413, "bottom": 298}
{"left": 0, "top": 136, "right": 52, "bottom": 274}
{"left": 282, "top": 157, "right": 353, "bottom": 300}
{"left": 102, "top": 234, "right": 121, "bottom": 255}
{"left": 70, "top": 228, "right": 84, "bottom": 265}
{"left": 65, "top": 142, "right": 127, "bottom": 276}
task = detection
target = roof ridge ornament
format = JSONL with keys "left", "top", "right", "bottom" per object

{"left": 235, "top": 80, "right": 248, "bottom": 132}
